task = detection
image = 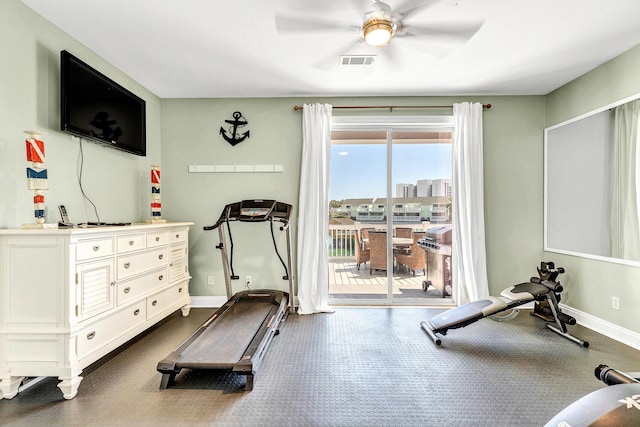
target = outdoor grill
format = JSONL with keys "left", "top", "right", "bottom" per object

{"left": 418, "top": 226, "right": 452, "bottom": 297}
{"left": 419, "top": 226, "right": 452, "bottom": 253}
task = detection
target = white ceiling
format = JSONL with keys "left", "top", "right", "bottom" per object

{"left": 20, "top": 0, "right": 640, "bottom": 98}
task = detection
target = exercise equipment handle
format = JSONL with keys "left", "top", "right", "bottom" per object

{"left": 530, "top": 277, "right": 563, "bottom": 292}
{"left": 595, "top": 364, "right": 640, "bottom": 386}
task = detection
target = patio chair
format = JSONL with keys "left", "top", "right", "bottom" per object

{"left": 354, "top": 230, "right": 370, "bottom": 270}
{"left": 361, "top": 228, "right": 375, "bottom": 249}
{"left": 369, "top": 231, "right": 388, "bottom": 274}
{"left": 396, "top": 232, "right": 426, "bottom": 276}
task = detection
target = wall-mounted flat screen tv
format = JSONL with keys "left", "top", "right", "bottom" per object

{"left": 60, "top": 50, "right": 146, "bottom": 156}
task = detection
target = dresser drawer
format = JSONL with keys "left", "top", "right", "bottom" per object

{"left": 147, "top": 283, "right": 188, "bottom": 320}
{"left": 76, "top": 238, "right": 114, "bottom": 261}
{"left": 76, "top": 301, "right": 146, "bottom": 359}
{"left": 169, "top": 229, "right": 187, "bottom": 244}
{"left": 117, "top": 234, "right": 145, "bottom": 253}
{"left": 146, "top": 231, "right": 169, "bottom": 248}
{"left": 117, "top": 247, "right": 167, "bottom": 280}
{"left": 117, "top": 267, "right": 168, "bottom": 305}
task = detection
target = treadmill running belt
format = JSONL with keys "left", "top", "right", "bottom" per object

{"left": 176, "top": 301, "right": 275, "bottom": 368}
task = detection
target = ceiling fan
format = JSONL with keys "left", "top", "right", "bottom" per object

{"left": 275, "top": 0, "right": 484, "bottom": 54}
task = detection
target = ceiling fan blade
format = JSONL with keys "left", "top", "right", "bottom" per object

{"left": 275, "top": 13, "right": 359, "bottom": 34}
{"left": 401, "top": 20, "right": 484, "bottom": 45}
{"left": 372, "top": 45, "right": 403, "bottom": 72}
{"left": 394, "top": 0, "right": 445, "bottom": 20}
{"left": 391, "top": 37, "right": 455, "bottom": 59}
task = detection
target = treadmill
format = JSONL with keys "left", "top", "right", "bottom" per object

{"left": 157, "top": 199, "right": 295, "bottom": 391}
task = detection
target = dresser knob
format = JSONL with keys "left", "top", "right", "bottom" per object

{"left": 155, "top": 236, "right": 160, "bottom": 242}
{"left": 176, "top": 234, "right": 180, "bottom": 239}
{"left": 178, "top": 287, "right": 183, "bottom": 293}
{"left": 129, "top": 240, "right": 134, "bottom": 245}
{"left": 87, "top": 331, "right": 95, "bottom": 340}
{"left": 124, "top": 262, "right": 130, "bottom": 269}
{"left": 124, "top": 287, "right": 130, "bottom": 294}
{"left": 159, "top": 254, "right": 163, "bottom": 260}
{"left": 158, "top": 275, "right": 164, "bottom": 281}
{"left": 134, "top": 309, "right": 140, "bottom": 316}
{"left": 152, "top": 300, "right": 158, "bottom": 306}
{"left": 92, "top": 245, "right": 100, "bottom": 251}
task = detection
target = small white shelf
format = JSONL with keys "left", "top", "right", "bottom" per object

{"left": 188, "top": 164, "right": 284, "bottom": 173}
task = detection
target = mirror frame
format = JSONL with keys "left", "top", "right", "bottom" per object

{"left": 544, "top": 91, "right": 640, "bottom": 266}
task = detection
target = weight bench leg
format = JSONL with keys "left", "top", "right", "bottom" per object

{"left": 545, "top": 292, "right": 589, "bottom": 348}
{"left": 547, "top": 325, "right": 589, "bottom": 348}
{"left": 420, "top": 321, "right": 442, "bottom": 346}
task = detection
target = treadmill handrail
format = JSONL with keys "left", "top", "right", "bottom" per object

{"left": 204, "top": 200, "right": 291, "bottom": 231}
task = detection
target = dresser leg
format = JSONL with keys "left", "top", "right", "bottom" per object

{"left": 57, "top": 375, "right": 83, "bottom": 400}
{"left": 181, "top": 303, "right": 191, "bottom": 317}
{"left": 0, "top": 373, "right": 24, "bottom": 399}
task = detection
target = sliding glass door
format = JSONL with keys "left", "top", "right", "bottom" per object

{"left": 328, "top": 116, "right": 455, "bottom": 306}
{"left": 329, "top": 130, "right": 389, "bottom": 301}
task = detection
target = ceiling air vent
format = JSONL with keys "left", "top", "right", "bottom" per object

{"left": 339, "top": 55, "right": 376, "bottom": 66}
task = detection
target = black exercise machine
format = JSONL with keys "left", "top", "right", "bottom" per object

{"left": 157, "top": 199, "right": 295, "bottom": 391}
{"left": 420, "top": 262, "right": 588, "bottom": 347}
{"left": 545, "top": 364, "right": 640, "bottom": 426}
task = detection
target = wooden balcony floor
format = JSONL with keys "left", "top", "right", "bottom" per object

{"left": 328, "top": 258, "right": 451, "bottom": 302}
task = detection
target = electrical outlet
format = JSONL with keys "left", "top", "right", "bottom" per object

{"left": 612, "top": 296, "right": 620, "bottom": 310}
{"left": 207, "top": 275, "right": 215, "bottom": 287}
{"left": 246, "top": 276, "right": 252, "bottom": 289}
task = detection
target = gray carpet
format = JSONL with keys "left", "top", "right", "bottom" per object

{"left": 1, "top": 307, "right": 639, "bottom": 426}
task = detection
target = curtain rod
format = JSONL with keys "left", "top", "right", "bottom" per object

{"left": 293, "top": 103, "right": 492, "bottom": 112}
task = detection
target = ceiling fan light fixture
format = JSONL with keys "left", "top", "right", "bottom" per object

{"left": 363, "top": 19, "right": 393, "bottom": 47}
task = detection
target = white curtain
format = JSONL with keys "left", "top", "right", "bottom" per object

{"left": 610, "top": 100, "right": 640, "bottom": 259}
{"left": 452, "top": 102, "right": 489, "bottom": 305}
{"left": 296, "top": 103, "right": 335, "bottom": 314}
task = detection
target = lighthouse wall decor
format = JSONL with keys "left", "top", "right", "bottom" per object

{"left": 220, "top": 111, "right": 250, "bottom": 146}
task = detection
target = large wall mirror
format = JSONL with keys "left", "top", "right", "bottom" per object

{"left": 545, "top": 93, "right": 640, "bottom": 265}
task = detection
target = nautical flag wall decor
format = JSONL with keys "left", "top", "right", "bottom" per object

{"left": 26, "top": 167, "right": 48, "bottom": 190}
{"left": 26, "top": 137, "right": 45, "bottom": 163}
{"left": 22, "top": 130, "right": 55, "bottom": 228}
{"left": 147, "top": 165, "right": 166, "bottom": 223}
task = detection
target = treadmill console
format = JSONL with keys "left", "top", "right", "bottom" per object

{"left": 205, "top": 199, "right": 292, "bottom": 230}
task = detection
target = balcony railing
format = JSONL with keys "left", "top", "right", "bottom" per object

{"left": 328, "top": 223, "right": 431, "bottom": 258}
{"left": 328, "top": 224, "right": 357, "bottom": 257}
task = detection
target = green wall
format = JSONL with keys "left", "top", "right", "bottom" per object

{"left": 0, "top": 0, "right": 162, "bottom": 228}
{"left": 544, "top": 44, "right": 640, "bottom": 332}
{"left": 5, "top": 0, "right": 640, "bottom": 337}
{"left": 161, "top": 96, "right": 545, "bottom": 297}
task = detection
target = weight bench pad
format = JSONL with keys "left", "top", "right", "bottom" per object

{"left": 501, "top": 282, "right": 550, "bottom": 302}
{"left": 429, "top": 297, "right": 508, "bottom": 331}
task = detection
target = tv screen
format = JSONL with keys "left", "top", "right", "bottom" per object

{"left": 60, "top": 50, "right": 146, "bottom": 156}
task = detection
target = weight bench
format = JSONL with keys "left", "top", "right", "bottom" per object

{"left": 420, "top": 263, "right": 588, "bottom": 348}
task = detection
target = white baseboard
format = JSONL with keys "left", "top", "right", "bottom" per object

{"left": 189, "top": 296, "right": 227, "bottom": 308}
{"left": 560, "top": 303, "right": 640, "bottom": 351}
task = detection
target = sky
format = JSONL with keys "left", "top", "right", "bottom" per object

{"left": 329, "top": 142, "right": 452, "bottom": 201}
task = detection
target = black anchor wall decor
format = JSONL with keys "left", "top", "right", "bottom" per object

{"left": 220, "top": 111, "right": 250, "bottom": 146}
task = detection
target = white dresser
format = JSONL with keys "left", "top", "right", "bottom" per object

{"left": 0, "top": 222, "right": 192, "bottom": 400}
